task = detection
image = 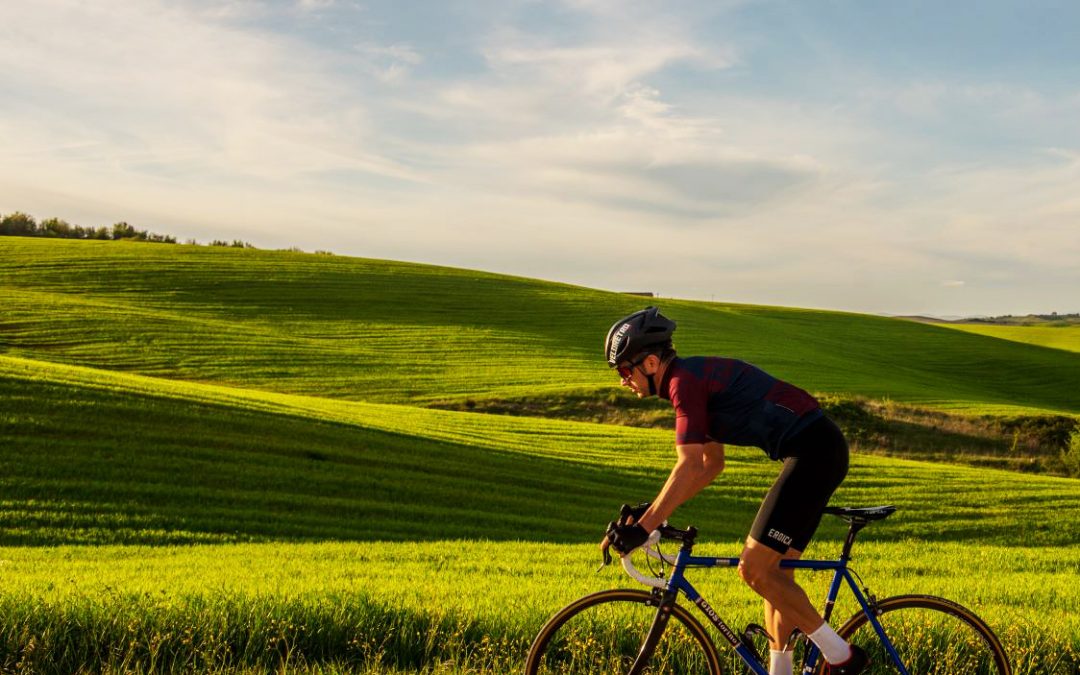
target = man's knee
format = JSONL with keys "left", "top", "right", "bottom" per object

{"left": 738, "top": 555, "right": 779, "bottom": 591}
{"left": 739, "top": 543, "right": 797, "bottom": 592}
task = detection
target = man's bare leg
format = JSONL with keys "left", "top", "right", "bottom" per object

{"left": 739, "top": 537, "right": 824, "bottom": 634}
{"left": 763, "top": 546, "right": 804, "bottom": 651}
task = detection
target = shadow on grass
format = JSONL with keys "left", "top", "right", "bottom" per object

{"left": 1, "top": 374, "right": 1075, "bottom": 549}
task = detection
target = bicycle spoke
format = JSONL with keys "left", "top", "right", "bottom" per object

{"left": 526, "top": 590, "right": 721, "bottom": 675}
{"left": 839, "top": 596, "right": 1009, "bottom": 674}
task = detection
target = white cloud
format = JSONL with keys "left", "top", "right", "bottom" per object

{"left": 1, "top": 0, "right": 1078, "bottom": 315}
{"left": 482, "top": 39, "right": 711, "bottom": 100}
{"left": 352, "top": 43, "right": 424, "bottom": 83}
{"left": 0, "top": 0, "right": 419, "bottom": 185}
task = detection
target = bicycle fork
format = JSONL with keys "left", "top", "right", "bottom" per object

{"left": 630, "top": 541, "right": 773, "bottom": 675}
{"left": 629, "top": 589, "right": 770, "bottom": 675}
{"left": 626, "top": 589, "right": 679, "bottom": 675}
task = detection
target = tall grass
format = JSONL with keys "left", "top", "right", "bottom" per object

{"left": 2, "top": 355, "right": 1079, "bottom": 672}
{"left": 0, "top": 541, "right": 1076, "bottom": 674}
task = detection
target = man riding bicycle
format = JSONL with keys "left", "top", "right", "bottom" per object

{"left": 601, "top": 307, "right": 869, "bottom": 675}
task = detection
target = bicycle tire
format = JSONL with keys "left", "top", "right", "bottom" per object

{"left": 523, "top": 588, "right": 724, "bottom": 675}
{"left": 824, "top": 594, "right": 1011, "bottom": 674}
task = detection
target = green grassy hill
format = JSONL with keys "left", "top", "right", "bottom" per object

{"left": 2, "top": 237, "right": 1079, "bottom": 673}
{"left": 936, "top": 322, "right": 1080, "bottom": 354}
{"left": 4, "top": 354, "right": 1075, "bottom": 548}
{"left": 3, "top": 238, "right": 1079, "bottom": 415}
{"left": 2, "top": 354, "right": 1078, "bottom": 673}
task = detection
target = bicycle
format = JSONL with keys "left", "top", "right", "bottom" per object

{"left": 524, "top": 505, "right": 1011, "bottom": 674}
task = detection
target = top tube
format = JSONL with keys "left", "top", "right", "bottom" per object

{"left": 682, "top": 555, "right": 846, "bottom": 571}
{"left": 621, "top": 534, "right": 846, "bottom": 588}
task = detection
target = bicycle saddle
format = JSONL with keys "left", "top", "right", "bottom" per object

{"left": 823, "top": 505, "right": 897, "bottom": 524}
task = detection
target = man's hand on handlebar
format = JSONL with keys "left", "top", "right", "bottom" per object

{"left": 620, "top": 501, "right": 651, "bottom": 526}
{"left": 599, "top": 502, "right": 653, "bottom": 560}
{"left": 606, "top": 521, "right": 650, "bottom": 555}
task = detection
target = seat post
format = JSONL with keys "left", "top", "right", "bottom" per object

{"left": 840, "top": 520, "right": 867, "bottom": 561}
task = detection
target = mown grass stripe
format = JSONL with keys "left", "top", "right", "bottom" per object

{"left": 2, "top": 355, "right": 1076, "bottom": 550}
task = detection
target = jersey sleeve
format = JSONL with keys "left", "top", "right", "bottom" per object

{"left": 670, "top": 374, "right": 710, "bottom": 445}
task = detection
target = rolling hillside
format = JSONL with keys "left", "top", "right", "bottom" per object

{"left": 2, "top": 352, "right": 1078, "bottom": 673}
{"left": 935, "top": 322, "right": 1080, "bottom": 354}
{"left": 3, "top": 237, "right": 1080, "bottom": 415}
{"left": 4, "top": 354, "right": 1076, "bottom": 548}
{"left": 2, "top": 237, "right": 1079, "bottom": 673}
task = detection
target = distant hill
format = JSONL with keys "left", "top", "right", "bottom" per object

{"left": 3, "top": 237, "right": 1079, "bottom": 417}
{"left": 911, "top": 313, "right": 1080, "bottom": 326}
{"left": 933, "top": 322, "right": 1080, "bottom": 356}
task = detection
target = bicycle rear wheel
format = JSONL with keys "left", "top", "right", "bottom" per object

{"left": 832, "top": 594, "right": 1011, "bottom": 674}
{"left": 524, "top": 588, "right": 723, "bottom": 675}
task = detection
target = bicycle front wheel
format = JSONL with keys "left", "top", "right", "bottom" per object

{"left": 833, "top": 594, "right": 1011, "bottom": 674}
{"left": 523, "top": 588, "right": 723, "bottom": 675}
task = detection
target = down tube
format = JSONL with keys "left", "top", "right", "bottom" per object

{"left": 673, "top": 576, "right": 770, "bottom": 675}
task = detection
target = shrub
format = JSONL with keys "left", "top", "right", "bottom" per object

{"left": 39, "top": 217, "right": 73, "bottom": 237}
{"left": 1062, "top": 429, "right": 1080, "bottom": 478}
{"left": 996, "top": 416, "right": 1077, "bottom": 453}
{"left": 818, "top": 396, "right": 888, "bottom": 446}
{"left": 112, "top": 221, "right": 139, "bottom": 240}
{"left": 0, "top": 212, "right": 38, "bottom": 236}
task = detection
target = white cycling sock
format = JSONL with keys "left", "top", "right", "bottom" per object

{"left": 807, "top": 622, "right": 852, "bottom": 664}
{"left": 769, "top": 648, "right": 793, "bottom": 675}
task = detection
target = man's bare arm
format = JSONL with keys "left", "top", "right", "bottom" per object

{"left": 636, "top": 441, "right": 724, "bottom": 532}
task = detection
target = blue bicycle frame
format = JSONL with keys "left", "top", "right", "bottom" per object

{"left": 664, "top": 548, "right": 909, "bottom": 675}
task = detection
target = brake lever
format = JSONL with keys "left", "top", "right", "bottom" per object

{"left": 596, "top": 546, "right": 613, "bottom": 573}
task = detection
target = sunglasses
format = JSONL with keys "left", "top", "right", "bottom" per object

{"left": 616, "top": 356, "right": 648, "bottom": 379}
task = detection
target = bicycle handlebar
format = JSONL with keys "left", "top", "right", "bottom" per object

{"left": 617, "top": 528, "right": 680, "bottom": 589}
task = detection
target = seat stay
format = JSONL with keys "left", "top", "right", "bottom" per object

{"left": 839, "top": 572, "right": 913, "bottom": 675}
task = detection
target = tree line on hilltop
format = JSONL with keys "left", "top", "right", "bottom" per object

{"left": 960, "top": 312, "right": 1080, "bottom": 325}
{"left": 0, "top": 211, "right": 254, "bottom": 249}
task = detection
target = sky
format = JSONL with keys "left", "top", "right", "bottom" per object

{"left": 2, "top": 0, "right": 1078, "bottom": 317}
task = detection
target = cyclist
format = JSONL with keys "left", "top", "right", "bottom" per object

{"left": 601, "top": 307, "right": 868, "bottom": 675}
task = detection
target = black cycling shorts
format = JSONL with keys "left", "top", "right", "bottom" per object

{"left": 748, "top": 415, "right": 849, "bottom": 554}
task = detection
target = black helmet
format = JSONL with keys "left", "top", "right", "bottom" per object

{"left": 604, "top": 307, "right": 676, "bottom": 368}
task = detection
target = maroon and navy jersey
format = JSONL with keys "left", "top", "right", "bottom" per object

{"left": 658, "top": 356, "right": 822, "bottom": 459}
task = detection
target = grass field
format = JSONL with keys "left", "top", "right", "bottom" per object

{"left": 4, "top": 354, "right": 1077, "bottom": 548}
{"left": 2, "top": 237, "right": 1079, "bottom": 673}
{"left": 2, "top": 354, "right": 1079, "bottom": 672}
{"left": 1, "top": 540, "right": 1076, "bottom": 674}
{"left": 3, "top": 238, "right": 1080, "bottom": 415}
{"left": 936, "top": 323, "right": 1080, "bottom": 354}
